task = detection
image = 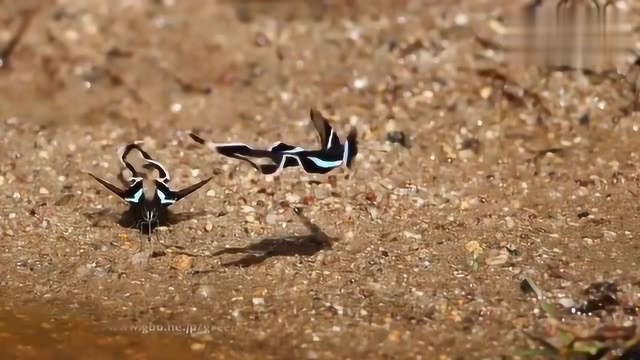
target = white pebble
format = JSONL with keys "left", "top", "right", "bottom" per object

{"left": 558, "top": 298, "right": 575, "bottom": 308}
{"left": 196, "top": 285, "right": 216, "bottom": 299}
{"left": 285, "top": 193, "right": 300, "bottom": 203}
{"left": 265, "top": 213, "right": 279, "bottom": 225}
{"left": 505, "top": 217, "right": 515, "bottom": 229}
{"left": 252, "top": 297, "right": 265, "bottom": 306}
{"left": 241, "top": 205, "right": 255, "bottom": 213}
{"left": 403, "top": 231, "right": 422, "bottom": 240}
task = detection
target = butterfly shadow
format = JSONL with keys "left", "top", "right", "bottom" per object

{"left": 212, "top": 208, "right": 338, "bottom": 268}
{"left": 84, "top": 208, "right": 206, "bottom": 236}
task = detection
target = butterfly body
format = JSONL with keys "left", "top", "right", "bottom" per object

{"left": 86, "top": 143, "right": 212, "bottom": 235}
{"left": 190, "top": 108, "right": 358, "bottom": 176}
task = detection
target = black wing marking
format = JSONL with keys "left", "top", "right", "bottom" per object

{"left": 141, "top": 160, "right": 170, "bottom": 183}
{"left": 216, "top": 144, "right": 275, "bottom": 159}
{"left": 297, "top": 157, "right": 337, "bottom": 174}
{"left": 86, "top": 172, "right": 145, "bottom": 205}
{"left": 309, "top": 108, "right": 341, "bottom": 150}
{"left": 120, "top": 143, "right": 171, "bottom": 183}
{"left": 190, "top": 132, "right": 274, "bottom": 159}
{"left": 154, "top": 177, "right": 213, "bottom": 206}
{"left": 268, "top": 142, "right": 298, "bottom": 153}
{"left": 309, "top": 108, "right": 340, "bottom": 150}
{"left": 189, "top": 132, "right": 279, "bottom": 172}
{"left": 256, "top": 154, "right": 300, "bottom": 176}
{"left": 118, "top": 143, "right": 144, "bottom": 181}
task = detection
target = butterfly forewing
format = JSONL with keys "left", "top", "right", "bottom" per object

{"left": 154, "top": 177, "right": 213, "bottom": 206}
{"left": 87, "top": 173, "right": 145, "bottom": 205}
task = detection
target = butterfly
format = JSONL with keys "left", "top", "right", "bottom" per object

{"left": 85, "top": 142, "right": 212, "bottom": 235}
{"left": 189, "top": 108, "right": 358, "bottom": 176}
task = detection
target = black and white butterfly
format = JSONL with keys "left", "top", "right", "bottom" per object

{"left": 189, "top": 108, "right": 358, "bottom": 176}
{"left": 86, "top": 142, "right": 212, "bottom": 235}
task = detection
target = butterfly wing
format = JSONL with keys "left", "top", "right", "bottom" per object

{"left": 154, "top": 177, "right": 213, "bottom": 206}
{"left": 120, "top": 143, "right": 171, "bottom": 183}
{"left": 344, "top": 127, "right": 358, "bottom": 169}
{"left": 141, "top": 159, "right": 170, "bottom": 183}
{"left": 87, "top": 172, "right": 145, "bottom": 205}
{"left": 309, "top": 108, "right": 341, "bottom": 150}
{"left": 268, "top": 142, "right": 298, "bottom": 153}
{"left": 190, "top": 132, "right": 283, "bottom": 172}
{"left": 118, "top": 143, "right": 143, "bottom": 178}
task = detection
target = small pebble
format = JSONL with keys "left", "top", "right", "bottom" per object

{"left": 252, "top": 297, "right": 265, "bottom": 306}
{"left": 39, "top": 187, "right": 50, "bottom": 195}
{"left": 195, "top": 285, "right": 216, "bottom": 299}
{"left": 265, "top": 213, "right": 278, "bottom": 225}
{"left": 286, "top": 193, "right": 301, "bottom": 203}
{"left": 191, "top": 343, "right": 205, "bottom": 351}
{"left": 241, "top": 205, "right": 255, "bottom": 213}
{"left": 558, "top": 298, "right": 575, "bottom": 308}
{"left": 387, "top": 329, "right": 402, "bottom": 343}
{"left": 386, "top": 131, "right": 411, "bottom": 148}
{"left": 130, "top": 251, "right": 150, "bottom": 268}
{"left": 171, "top": 254, "right": 194, "bottom": 271}
{"left": 403, "top": 231, "right": 421, "bottom": 240}
{"left": 486, "top": 250, "right": 509, "bottom": 266}
{"left": 504, "top": 217, "right": 515, "bottom": 229}
{"left": 464, "top": 241, "right": 482, "bottom": 254}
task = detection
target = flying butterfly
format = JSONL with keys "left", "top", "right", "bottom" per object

{"left": 85, "top": 142, "right": 212, "bottom": 236}
{"left": 189, "top": 108, "right": 358, "bottom": 176}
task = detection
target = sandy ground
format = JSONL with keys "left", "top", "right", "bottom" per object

{"left": 2, "top": 0, "right": 640, "bottom": 359}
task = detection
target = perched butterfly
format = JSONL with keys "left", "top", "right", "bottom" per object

{"left": 86, "top": 142, "right": 212, "bottom": 235}
{"left": 189, "top": 108, "right": 358, "bottom": 176}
